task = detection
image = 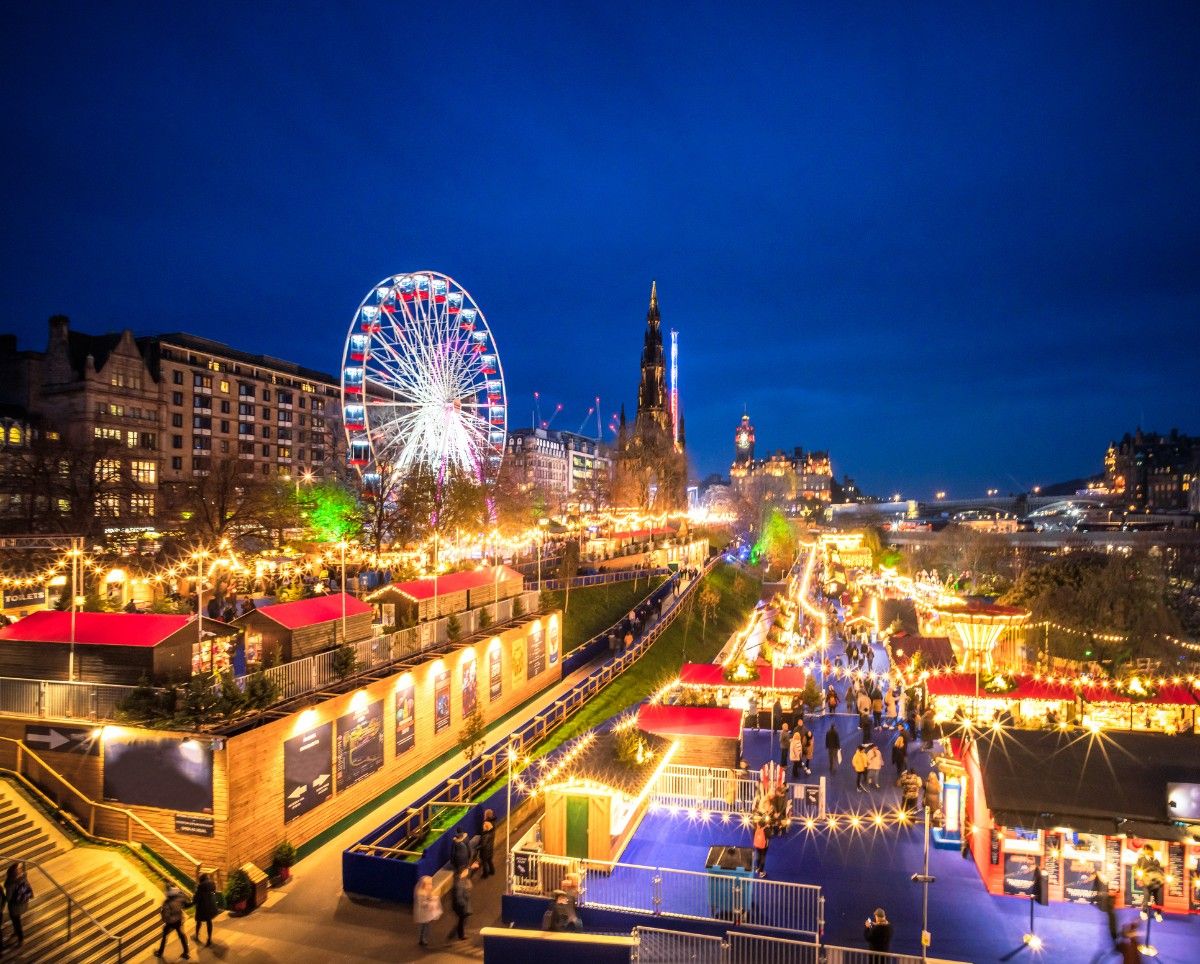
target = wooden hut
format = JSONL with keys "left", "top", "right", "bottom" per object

{"left": 234, "top": 593, "right": 373, "bottom": 664}
{"left": 0, "top": 611, "right": 237, "bottom": 684}
{"left": 637, "top": 704, "right": 742, "bottom": 769}
{"left": 365, "top": 566, "right": 524, "bottom": 626}
{"left": 541, "top": 729, "right": 676, "bottom": 863}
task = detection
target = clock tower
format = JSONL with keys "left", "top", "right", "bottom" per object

{"left": 734, "top": 412, "right": 755, "bottom": 464}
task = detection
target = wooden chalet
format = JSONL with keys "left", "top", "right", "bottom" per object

{"left": 234, "top": 593, "right": 373, "bottom": 664}
{"left": 365, "top": 566, "right": 524, "bottom": 625}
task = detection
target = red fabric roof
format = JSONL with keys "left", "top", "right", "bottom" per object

{"left": 383, "top": 566, "right": 522, "bottom": 602}
{"left": 255, "top": 593, "right": 372, "bottom": 629}
{"left": 926, "top": 673, "right": 1200, "bottom": 707}
{"left": 607, "top": 527, "right": 672, "bottom": 541}
{"left": 638, "top": 705, "right": 743, "bottom": 741}
{"left": 679, "top": 662, "right": 808, "bottom": 690}
{"left": 0, "top": 611, "right": 200, "bottom": 648}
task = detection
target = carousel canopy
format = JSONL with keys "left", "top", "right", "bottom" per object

{"left": 927, "top": 671, "right": 1200, "bottom": 706}
{"left": 679, "top": 662, "right": 807, "bottom": 690}
{"left": 638, "top": 704, "right": 742, "bottom": 741}
{"left": 975, "top": 729, "right": 1200, "bottom": 840}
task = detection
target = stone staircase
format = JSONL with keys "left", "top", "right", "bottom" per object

{"left": 0, "top": 781, "right": 165, "bottom": 963}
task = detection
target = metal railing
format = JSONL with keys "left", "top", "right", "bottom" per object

{"left": 630, "top": 927, "right": 968, "bottom": 964}
{"left": 0, "top": 737, "right": 202, "bottom": 886}
{"left": 0, "top": 853, "right": 125, "bottom": 962}
{"left": 509, "top": 850, "right": 823, "bottom": 939}
{"left": 726, "top": 931, "right": 818, "bottom": 964}
{"left": 652, "top": 763, "right": 826, "bottom": 818}
{"left": 635, "top": 926, "right": 727, "bottom": 963}
{"left": 823, "top": 947, "right": 934, "bottom": 964}
{"left": 537, "top": 568, "right": 671, "bottom": 592}
{"left": 0, "top": 677, "right": 143, "bottom": 722}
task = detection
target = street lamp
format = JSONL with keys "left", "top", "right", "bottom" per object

{"left": 506, "top": 743, "right": 518, "bottom": 890}
{"left": 910, "top": 805, "right": 936, "bottom": 960}
{"left": 339, "top": 541, "right": 348, "bottom": 644}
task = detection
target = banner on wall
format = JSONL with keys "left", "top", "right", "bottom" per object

{"left": 511, "top": 636, "right": 526, "bottom": 688}
{"left": 284, "top": 722, "right": 332, "bottom": 823}
{"left": 1063, "top": 858, "right": 1103, "bottom": 903}
{"left": 104, "top": 737, "right": 214, "bottom": 813}
{"left": 489, "top": 645, "right": 502, "bottom": 701}
{"left": 527, "top": 624, "right": 546, "bottom": 680}
{"left": 548, "top": 617, "right": 560, "bottom": 667}
{"left": 336, "top": 698, "right": 384, "bottom": 791}
{"left": 1003, "top": 853, "right": 1040, "bottom": 896}
{"left": 395, "top": 677, "right": 416, "bottom": 755}
{"left": 434, "top": 668, "right": 451, "bottom": 734}
{"left": 462, "top": 658, "right": 478, "bottom": 718}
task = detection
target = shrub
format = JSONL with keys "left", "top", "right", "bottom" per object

{"left": 331, "top": 644, "right": 358, "bottom": 681}
{"left": 511, "top": 594, "right": 525, "bottom": 619}
{"left": 446, "top": 613, "right": 462, "bottom": 643}
{"left": 272, "top": 840, "right": 297, "bottom": 870}
{"left": 224, "top": 868, "right": 253, "bottom": 907}
{"left": 478, "top": 606, "right": 493, "bottom": 631}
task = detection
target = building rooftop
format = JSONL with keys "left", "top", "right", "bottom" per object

{"left": 249, "top": 593, "right": 372, "bottom": 630}
{"left": 0, "top": 611, "right": 229, "bottom": 648}
{"left": 144, "top": 332, "right": 339, "bottom": 385}
{"left": 366, "top": 566, "right": 522, "bottom": 603}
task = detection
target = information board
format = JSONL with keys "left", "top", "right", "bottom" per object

{"left": 1104, "top": 837, "right": 1122, "bottom": 893}
{"left": 1063, "top": 858, "right": 1102, "bottom": 904}
{"left": 104, "top": 736, "right": 213, "bottom": 813}
{"left": 1168, "top": 843, "right": 1186, "bottom": 898}
{"left": 336, "top": 699, "right": 384, "bottom": 791}
{"left": 395, "top": 677, "right": 416, "bottom": 755}
{"left": 489, "top": 646, "right": 502, "bottom": 702}
{"left": 527, "top": 625, "right": 545, "bottom": 680}
{"left": 174, "top": 814, "right": 215, "bottom": 838}
{"left": 1003, "top": 852, "right": 1039, "bottom": 897}
{"left": 284, "top": 722, "right": 332, "bottom": 823}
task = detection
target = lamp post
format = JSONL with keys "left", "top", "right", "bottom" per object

{"left": 195, "top": 549, "right": 209, "bottom": 673}
{"left": 68, "top": 540, "right": 82, "bottom": 682}
{"left": 339, "top": 540, "right": 348, "bottom": 644}
{"left": 910, "top": 805, "right": 935, "bottom": 960}
{"left": 505, "top": 743, "right": 517, "bottom": 891}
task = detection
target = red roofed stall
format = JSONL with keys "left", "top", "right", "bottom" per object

{"left": 366, "top": 566, "right": 524, "bottom": 624}
{"left": 234, "top": 593, "right": 373, "bottom": 664}
{"left": 679, "top": 662, "right": 807, "bottom": 691}
{"left": 0, "top": 610, "right": 238, "bottom": 685}
{"left": 637, "top": 704, "right": 743, "bottom": 769}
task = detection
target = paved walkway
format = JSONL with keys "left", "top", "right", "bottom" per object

{"left": 135, "top": 574, "right": 701, "bottom": 963}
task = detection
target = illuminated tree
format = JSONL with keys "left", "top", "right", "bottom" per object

{"left": 752, "top": 507, "right": 796, "bottom": 575}
{"left": 305, "top": 479, "right": 362, "bottom": 543}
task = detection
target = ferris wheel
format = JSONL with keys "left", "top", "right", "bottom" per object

{"left": 340, "top": 271, "right": 506, "bottom": 495}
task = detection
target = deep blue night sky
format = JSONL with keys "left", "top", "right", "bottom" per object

{"left": 2, "top": 3, "right": 1198, "bottom": 498}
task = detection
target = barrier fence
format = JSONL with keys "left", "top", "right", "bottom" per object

{"left": 509, "top": 850, "right": 823, "bottom": 940}
{"left": 629, "top": 927, "right": 967, "bottom": 964}
{"left": 537, "top": 568, "right": 671, "bottom": 592}
{"left": 652, "top": 763, "right": 826, "bottom": 818}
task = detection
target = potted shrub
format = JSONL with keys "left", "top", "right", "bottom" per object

{"left": 224, "top": 869, "right": 253, "bottom": 914}
{"left": 272, "top": 841, "right": 297, "bottom": 883}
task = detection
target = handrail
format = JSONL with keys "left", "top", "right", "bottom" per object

{"left": 0, "top": 851, "right": 125, "bottom": 962}
{"left": 0, "top": 736, "right": 202, "bottom": 886}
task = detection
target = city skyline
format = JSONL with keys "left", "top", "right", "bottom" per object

{"left": 2, "top": 3, "right": 1198, "bottom": 497}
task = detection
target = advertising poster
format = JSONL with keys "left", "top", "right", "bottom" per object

{"left": 548, "top": 617, "right": 560, "bottom": 667}
{"left": 1168, "top": 843, "right": 1185, "bottom": 898}
{"left": 434, "top": 668, "right": 452, "bottom": 734}
{"left": 511, "top": 636, "right": 526, "bottom": 688}
{"left": 1043, "top": 832, "right": 1062, "bottom": 888}
{"left": 395, "top": 677, "right": 416, "bottom": 755}
{"left": 462, "top": 658, "right": 478, "bottom": 718}
{"left": 1063, "top": 859, "right": 1103, "bottom": 903}
{"left": 489, "top": 646, "right": 502, "bottom": 702}
{"left": 284, "top": 722, "right": 332, "bottom": 823}
{"left": 527, "top": 625, "right": 546, "bottom": 681}
{"left": 336, "top": 699, "right": 384, "bottom": 791}
{"left": 1003, "top": 853, "right": 1040, "bottom": 896}
{"left": 104, "top": 736, "right": 214, "bottom": 813}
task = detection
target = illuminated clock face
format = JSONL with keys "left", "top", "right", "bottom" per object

{"left": 736, "top": 430, "right": 749, "bottom": 450}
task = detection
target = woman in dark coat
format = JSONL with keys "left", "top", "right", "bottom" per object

{"left": 448, "top": 868, "right": 472, "bottom": 941}
{"left": 5, "top": 862, "right": 32, "bottom": 949}
{"left": 478, "top": 810, "right": 496, "bottom": 879}
{"left": 194, "top": 872, "right": 219, "bottom": 946}
{"left": 891, "top": 731, "right": 907, "bottom": 775}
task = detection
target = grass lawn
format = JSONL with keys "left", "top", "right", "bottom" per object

{"left": 544, "top": 575, "right": 668, "bottom": 652}
{"left": 527, "top": 563, "right": 761, "bottom": 761}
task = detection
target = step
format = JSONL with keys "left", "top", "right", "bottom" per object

{"left": 31, "top": 895, "right": 158, "bottom": 964}
{"left": 12, "top": 880, "right": 140, "bottom": 962}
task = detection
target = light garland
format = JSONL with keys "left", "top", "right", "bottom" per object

{"left": 648, "top": 801, "right": 924, "bottom": 833}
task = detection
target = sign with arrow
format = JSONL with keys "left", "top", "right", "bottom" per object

{"left": 24, "top": 724, "right": 99, "bottom": 756}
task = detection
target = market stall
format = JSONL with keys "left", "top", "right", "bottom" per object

{"left": 676, "top": 662, "right": 811, "bottom": 727}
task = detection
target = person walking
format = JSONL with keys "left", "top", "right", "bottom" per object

{"left": 478, "top": 810, "right": 496, "bottom": 879}
{"left": 789, "top": 727, "right": 805, "bottom": 780}
{"left": 900, "top": 768, "right": 922, "bottom": 815}
{"left": 884, "top": 688, "right": 898, "bottom": 729}
{"left": 1115, "top": 920, "right": 1144, "bottom": 964}
{"left": 856, "top": 689, "right": 871, "bottom": 718}
{"left": 871, "top": 691, "right": 884, "bottom": 729}
{"left": 825, "top": 685, "right": 839, "bottom": 715}
{"left": 155, "top": 884, "right": 191, "bottom": 960}
{"left": 193, "top": 872, "right": 218, "bottom": 948}
{"left": 448, "top": 868, "right": 472, "bottom": 942}
{"left": 920, "top": 708, "right": 937, "bottom": 748}
{"left": 924, "top": 770, "right": 941, "bottom": 812}
{"left": 852, "top": 744, "right": 869, "bottom": 792}
{"left": 4, "top": 862, "right": 32, "bottom": 951}
{"left": 778, "top": 722, "right": 791, "bottom": 767}
{"left": 866, "top": 743, "right": 884, "bottom": 789}
{"left": 891, "top": 730, "right": 908, "bottom": 776}
{"left": 825, "top": 724, "right": 841, "bottom": 773}
{"left": 752, "top": 823, "right": 769, "bottom": 878}
{"left": 801, "top": 725, "right": 815, "bottom": 775}
{"left": 449, "top": 829, "right": 471, "bottom": 877}
{"left": 863, "top": 907, "right": 892, "bottom": 962}
{"left": 413, "top": 875, "right": 442, "bottom": 947}
{"left": 860, "top": 711, "right": 873, "bottom": 745}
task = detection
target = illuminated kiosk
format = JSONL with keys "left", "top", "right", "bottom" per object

{"left": 540, "top": 728, "right": 677, "bottom": 863}
{"left": 931, "top": 602, "right": 1029, "bottom": 675}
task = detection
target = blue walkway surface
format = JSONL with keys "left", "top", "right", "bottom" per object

{"left": 617, "top": 641, "right": 1200, "bottom": 962}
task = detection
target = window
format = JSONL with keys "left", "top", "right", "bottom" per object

{"left": 95, "top": 459, "right": 122, "bottom": 484}
{"left": 238, "top": 422, "right": 253, "bottom": 435}
{"left": 193, "top": 436, "right": 211, "bottom": 452}
{"left": 220, "top": 400, "right": 230, "bottom": 414}
{"left": 219, "top": 420, "right": 230, "bottom": 433}
{"left": 239, "top": 383, "right": 254, "bottom": 397}
{"left": 278, "top": 446, "right": 292, "bottom": 459}
{"left": 95, "top": 492, "right": 121, "bottom": 518}
{"left": 261, "top": 444, "right": 271, "bottom": 457}
{"left": 313, "top": 417, "right": 326, "bottom": 429}
{"left": 172, "top": 391, "right": 183, "bottom": 406}
{"left": 172, "top": 413, "right": 183, "bottom": 428}
{"left": 261, "top": 464, "right": 270, "bottom": 476}
{"left": 297, "top": 430, "right": 307, "bottom": 444}
{"left": 261, "top": 407, "right": 270, "bottom": 420}
{"left": 298, "top": 448, "right": 306, "bottom": 462}
{"left": 6, "top": 426, "right": 22, "bottom": 445}
{"left": 312, "top": 449, "right": 325, "bottom": 462}
{"left": 219, "top": 380, "right": 230, "bottom": 393}
{"left": 298, "top": 413, "right": 306, "bottom": 426}
{"left": 220, "top": 439, "right": 229, "bottom": 453}
{"left": 238, "top": 402, "right": 254, "bottom": 417}
{"left": 238, "top": 440, "right": 254, "bottom": 454}
{"left": 193, "top": 395, "right": 212, "bottom": 410}
{"left": 94, "top": 427, "right": 121, "bottom": 443}
{"left": 193, "top": 373, "right": 212, "bottom": 389}
{"left": 260, "top": 426, "right": 270, "bottom": 439}
{"left": 262, "top": 389, "right": 271, "bottom": 401}
{"left": 173, "top": 370, "right": 184, "bottom": 385}
{"left": 193, "top": 415, "right": 211, "bottom": 430}
{"left": 277, "top": 390, "right": 293, "bottom": 406}
{"left": 299, "top": 397, "right": 306, "bottom": 409}
{"left": 140, "top": 432, "right": 156, "bottom": 450}
{"left": 130, "top": 493, "right": 155, "bottom": 516}
{"left": 277, "top": 428, "right": 292, "bottom": 441}
{"left": 171, "top": 456, "right": 182, "bottom": 470}
{"left": 192, "top": 456, "right": 210, "bottom": 472}
{"left": 126, "top": 430, "right": 139, "bottom": 449}
{"left": 110, "top": 371, "right": 142, "bottom": 390}
{"left": 130, "top": 460, "right": 156, "bottom": 485}
{"left": 97, "top": 402, "right": 124, "bottom": 417}
{"left": 172, "top": 434, "right": 183, "bottom": 449}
